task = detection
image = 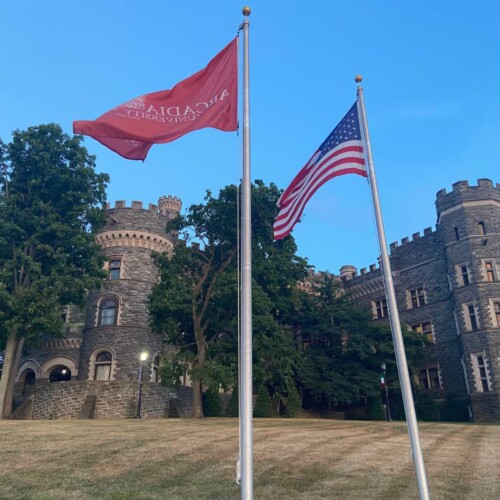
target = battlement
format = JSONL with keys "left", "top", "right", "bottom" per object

{"left": 436, "top": 178, "right": 500, "bottom": 199}
{"left": 389, "top": 226, "right": 436, "bottom": 252}
{"left": 436, "top": 178, "right": 500, "bottom": 214}
{"left": 339, "top": 262, "right": 381, "bottom": 281}
{"left": 158, "top": 195, "right": 182, "bottom": 215}
{"left": 104, "top": 195, "right": 182, "bottom": 215}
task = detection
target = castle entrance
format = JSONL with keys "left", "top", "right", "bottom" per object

{"left": 48, "top": 365, "right": 72, "bottom": 382}
{"left": 21, "top": 369, "right": 36, "bottom": 395}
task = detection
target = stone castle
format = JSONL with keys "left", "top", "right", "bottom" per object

{"left": 13, "top": 196, "right": 193, "bottom": 419}
{"left": 12, "top": 178, "right": 500, "bottom": 421}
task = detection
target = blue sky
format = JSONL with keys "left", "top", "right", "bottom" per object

{"left": 2, "top": 1, "right": 499, "bottom": 273}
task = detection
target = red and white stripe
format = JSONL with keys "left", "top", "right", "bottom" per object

{"left": 273, "top": 140, "right": 367, "bottom": 240}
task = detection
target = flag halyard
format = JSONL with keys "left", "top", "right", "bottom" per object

{"left": 273, "top": 102, "right": 367, "bottom": 240}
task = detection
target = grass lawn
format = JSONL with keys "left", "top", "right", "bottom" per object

{"left": 0, "top": 418, "right": 499, "bottom": 499}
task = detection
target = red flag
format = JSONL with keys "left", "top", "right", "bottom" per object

{"left": 74, "top": 38, "right": 238, "bottom": 160}
{"left": 273, "top": 102, "right": 367, "bottom": 240}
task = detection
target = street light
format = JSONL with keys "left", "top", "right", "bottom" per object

{"left": 136, "top": 351, "right": 149, "bottom": 419}
{"left": 381, "top": 363, "right": 392, "bottom": 422}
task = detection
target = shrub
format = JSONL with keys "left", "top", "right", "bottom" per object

{"left": 439, "top": 394, "right": 470, "bottom": 422}
{"left": 365, "top": 397, "right": 386, "bottom": 420}
{"left": 254, "top": 385, "right": 273, "bottom": 418}
{"left": 415, "top": 391, "right": 440, "bottom": 421}
{"left": 203, "top": 389, "right": 221, "bottom": 417}
{"left": 283, "top": 386, "right": 302, "bottom": 418}
{"left": 227, "top": 387, "right": 239, "bottom": 417}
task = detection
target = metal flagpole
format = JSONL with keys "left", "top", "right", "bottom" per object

{"left": 355, "top": 75, "right": 430, "bottom": 500}
{"left": 240, "top": 6, "right": 254, "bottom": 500}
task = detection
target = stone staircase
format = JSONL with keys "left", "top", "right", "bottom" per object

{"left": 79, "top": 395, "right": 97, "bottom": 419}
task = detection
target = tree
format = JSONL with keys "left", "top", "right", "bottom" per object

{"left": 149, "top": 181, "right": 309, "bottom": 418}
{"left": 0, "top": 124, "right": 108, "bottom": 417}
{"left": 296, "top": 276, "right": 422, "bottom": 412}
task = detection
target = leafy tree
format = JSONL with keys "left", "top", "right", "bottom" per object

{"left": 296, "top": 276, "right": 423, "bottom": 411}
{"left": 0, "top": 124, "right": 108, "bottom": 417}
{"left": 149, "top": 181, "right": 309, "bottom": 418}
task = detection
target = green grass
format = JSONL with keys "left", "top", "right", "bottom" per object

{"left": 0, "top": 418, "right": 499, "bottom": 499}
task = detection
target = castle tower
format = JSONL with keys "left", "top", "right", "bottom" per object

{"left": 13, "top": 195, "right": 195, "bottom": 419}
{"left": 79, "top": 197, "right": 181, "bottom": 382}
{"left": 436, "top": 179, "right": 500, "bottom": 419}
{"left": 339, "top": 264, "right": 357, "bottom": 281}
{"left": 158, "top": 195, "right": 182, "bottom": 219}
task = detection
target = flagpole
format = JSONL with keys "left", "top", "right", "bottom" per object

{"left": 240, "top": 6, "right": 254, "bottom": 500}
{"left": 356, "top": 76, "right": 430, "bottom": 500}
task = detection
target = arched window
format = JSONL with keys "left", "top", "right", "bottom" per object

{"left": 479, "top": 222, "right": 487, "bottom": 236}
{"left": 94, "top": 351, "right": 113, "bottom": 380}
{"left": 99, "top": 296, "right": 118, "bottom": 326}
{"left": 152, "top": 355, "right": 161, "bottom": 382}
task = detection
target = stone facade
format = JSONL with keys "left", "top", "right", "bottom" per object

{"left": 14, "top": 196, "right": 193, "bottom": 419}
{"left": 341, "top": 179, "right": 500, "bottom": 420}
{"left": 13, "top": 179, "right": 500, "bottom": 421}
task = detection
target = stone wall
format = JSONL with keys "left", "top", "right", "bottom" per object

{"left": 470, "top": 392, "right": 500, "bottom": 421}
{"left": 20, "top": 380, "right": 188, "bottom": 419}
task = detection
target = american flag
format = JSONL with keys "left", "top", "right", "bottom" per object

{"left": 273, "top": 102, "right": 367, "bottom": 240}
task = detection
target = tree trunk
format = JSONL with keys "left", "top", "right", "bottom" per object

{"left": 192, "top": 378, "right": 204, "bottom": 419}
{"left": 0, "top": 331, "right": 17, "bottom": 418}
{"left": 192, "top": 329, "right": 206, "bottom": 419}
{"left": 3, "top": 337, "right": 25, "bottom": 417}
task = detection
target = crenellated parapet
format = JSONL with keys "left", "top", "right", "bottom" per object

{"left": 102, "top": 196, "right": 182, "bottom": 243}
{"left": 158, "top": 195, "right": 182, "bottom": 216}
{"left": 39, "top": 338, "right": 82, "bottom": 351}
{"left": 389, "top": 226, "right": 437, "bottom": 253}
{"left": 436, "top": 178, "right": 500, "bottom": 216}
{"left": 104, "top": 195, "right": 182, "bottom": 216}
{"left": 339, "top": 261, "right": 380, "bottom": 281}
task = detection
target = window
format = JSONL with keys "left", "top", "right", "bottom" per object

{"left": 94, "top": 351, "right": 113, "bottom": 380}
{"left": 458, "top": 265, "right": 470, "bottom": 286}
{"left": 494, "top": 302, "right": 500, "bottom": 327}
{"left": 454, "top": 227, "right": 460, "bottom": 241}
{"left": 419, "top": 367, "right": 441, "bottom": 389}
{"left": 478, "top": 222, "right": 486, "bottom": 236}
{"left": 301, "top": 340, "right": 312, "bottom": 350}
{"left": 373, "top": 298, "right": 388, "bottom": 319}
{"left": 60, "top": 306, "right": 69, "bottom": 323}
{"left": 407, "top": 286, "right": 426, "bottom": 309}
{"left": 109, "top": 258, "right": 122, "bottom": 280}
{"left": 464, "top": 303, "right": 479, "bottom": 331}
{"left": 152, "top": 355, "right": 161, "bottom": 382}
{"left": 411, "top": 322, "right": 434, "bottom": 343}
{"left": 471, "top": 353, "right": 491, "bottom": 392}
{"left": 485, "top": 261, "right": 496, "bottom": 282}
{"left": 99, "top": 296, "right": 118, "bottom": 326}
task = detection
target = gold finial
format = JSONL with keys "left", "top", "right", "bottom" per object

{"left": 355, "top": 75, "right": 363, "bottom": 84}
{"left": 242, "top": 6, "right": 251, "bottom": 16}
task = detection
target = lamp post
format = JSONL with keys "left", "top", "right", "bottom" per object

{"left": 381, "top": 363, "right": 392, "bottom": 422}
{"left": 136, "top": 352, "right": 149, "bottom": 419}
